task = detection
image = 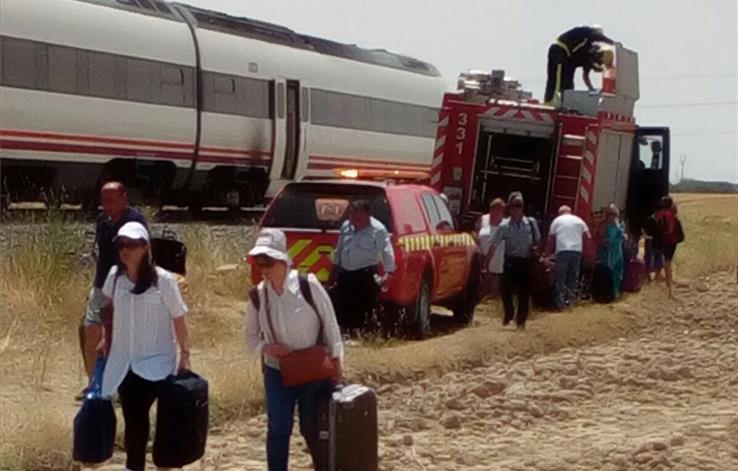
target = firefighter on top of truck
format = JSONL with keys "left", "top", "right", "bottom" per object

{"left": 544, "top": 25, "right": 615, "bottom": 106}
{"left": 330, "top": 200, "right": 395, "bottom": 327}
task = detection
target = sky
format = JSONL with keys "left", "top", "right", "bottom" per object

{"left": 185, "top": 0, "right": 737, "bottom": 183}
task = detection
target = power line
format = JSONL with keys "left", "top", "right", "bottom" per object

{"left": 638, "top": 101, "right": 738, "bottom": 109}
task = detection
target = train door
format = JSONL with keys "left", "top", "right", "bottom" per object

{"left": 266, "top": 79, "right": 303, "bottom": 197}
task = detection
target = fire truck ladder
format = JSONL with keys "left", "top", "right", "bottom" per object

{"left": 549, "top": 123, "right": 587, "bottom": 217}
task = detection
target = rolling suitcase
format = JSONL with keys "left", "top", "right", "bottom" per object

{"left": 315, "top": 384, "right": 378, "bottom": 471}
{"left": 622, "top": 256, "right": 646, "bottom": 293}
{"left": 73, "top": 356, "right": 116, "bottom": 464}
{"left": 591, "top": 262, "right": 615, "bottom": 303}
{"left": 153, "top": 370, "right": 209, "bottom": 467}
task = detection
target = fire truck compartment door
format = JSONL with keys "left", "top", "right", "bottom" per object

{"left": 479, "top": 113, "right": 555, "bottom": 139}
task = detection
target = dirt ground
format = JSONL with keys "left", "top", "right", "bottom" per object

{"left": 81, "top": 269, "right": 737, "bottom": 471}
{"left": 2, "top": 193, "right": 736, "bottom": 470}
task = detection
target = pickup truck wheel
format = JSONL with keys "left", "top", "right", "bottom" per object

{"left": 453, "top": 258, "right": 480, "bottom": 325}
{"left": 407, "top": 278, "right": 431, "bottom": 339}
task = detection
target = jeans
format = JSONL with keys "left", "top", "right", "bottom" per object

{"left": 500, "top": 257, "right": 532, "bottom": 326}
{"left": 264, "top": 366, "right": 331, "bottom": 471}
{"left": 554, "top": 251, "right": 581, "bottom": 309}
{"left": 118, "top": 371, "right": 164, "bottom": 471}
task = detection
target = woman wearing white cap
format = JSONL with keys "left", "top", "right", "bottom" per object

{"left": 98, "top": 221, "right": 190, "bottom": 471}
{"left": 245, "top": 228, "right": 343, "bottom": 471}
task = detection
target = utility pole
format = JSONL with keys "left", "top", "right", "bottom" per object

{"left": 679, "top": 154, "right": 687, "bottom": 182}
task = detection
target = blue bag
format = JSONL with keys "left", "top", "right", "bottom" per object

{"left": 73, "top": 356, "right": 116, "bottom": 464}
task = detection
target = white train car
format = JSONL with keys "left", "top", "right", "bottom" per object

{"left": 0, "top": 0, "right": 448, "bottom": 208}
{"left": 0, "top": 0, "right": 198, "bottom": 205}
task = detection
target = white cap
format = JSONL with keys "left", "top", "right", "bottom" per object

{"left": 115, "top": 222, "right": 150, "bottom": 243}
{"left": 248, "top": 228, "right": 289, "bottom": 262}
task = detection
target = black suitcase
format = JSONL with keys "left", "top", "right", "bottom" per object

{"left": 592, "top": 262, "right": 615, "bottom": 303}
{"left": 315, "top": 384, "right": 378, "bottom": 471}
{"left": 73, "top": 357, "right": 116, "bottom": 464}
{"left": 153, "top": 370, "right": 209, "bottom": 467}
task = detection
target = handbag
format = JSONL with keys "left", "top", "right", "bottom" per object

{"left": 262, "top": 276, "right": 339, "bottom": 387}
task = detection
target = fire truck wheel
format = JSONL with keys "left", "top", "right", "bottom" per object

{"left": 407, "top": 277, "right": 431, "bottom": 340}
{"left": 453, "top": 257, "right": 480, "bottom": 325}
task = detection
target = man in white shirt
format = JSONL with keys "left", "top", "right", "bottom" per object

{"left": 546, "top": 205, "right": 591, "bottom": 309}
{"left": 477, "top": 198, "right": 506, "bottom": 297}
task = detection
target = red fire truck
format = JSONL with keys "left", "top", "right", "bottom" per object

{"left": 429, "top": 44, "right": 670, "bottom": 256}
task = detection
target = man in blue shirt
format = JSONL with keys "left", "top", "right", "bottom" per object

{"left": 489, "top": 192, "right": 541, "bottom": 329}
{"left": 78, "top": 181, "right": 148, "bottom": 398}
{"left": 330, "top": 199, "right": 395, "bottom": 327}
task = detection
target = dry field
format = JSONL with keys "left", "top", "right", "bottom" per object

{"left": 0, "top": 193, "right": 736, "bottom": 470}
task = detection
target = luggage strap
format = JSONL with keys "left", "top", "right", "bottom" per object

{"left": 249, "top": 274, "right": 323, "bottom": 345}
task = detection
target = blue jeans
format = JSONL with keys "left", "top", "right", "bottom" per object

{"left": 555, "top": 251, "right": 581, "bottom": 309}
{"left": 264, "top": 366, "right": 331, "bottom": 471}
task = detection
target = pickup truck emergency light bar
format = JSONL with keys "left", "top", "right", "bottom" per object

{"left": 335, "top": 168, "right": 430, "bottom": 182}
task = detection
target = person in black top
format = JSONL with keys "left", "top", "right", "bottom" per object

{"left": 78, "top": 181, "right": 148, "bottom": 398}
{"left": 544, "top": 25, "right": 615, "bottom": 105}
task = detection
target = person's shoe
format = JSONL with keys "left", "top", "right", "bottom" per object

{"left": 502, "top": 320, "right": 511, "bottom": 326}
{"left": 516, "top": 323, "right": 526, "bottom": 331}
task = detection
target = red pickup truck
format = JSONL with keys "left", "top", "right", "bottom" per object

{"left": 255, "top": 180, "right": 482, "bottom": 338}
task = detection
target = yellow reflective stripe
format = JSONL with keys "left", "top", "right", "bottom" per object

{"left": 554, "top": 39, "right": 571, "bottom": 57}
{"left": 570, "top": 38, "right": 589, "bottom": 54}
{"left": 288, "top": 239, "right": 311, "bottom": 259}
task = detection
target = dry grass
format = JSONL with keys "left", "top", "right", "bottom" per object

{"left": 0, "top": 194, "right": 736, "bottom": 470}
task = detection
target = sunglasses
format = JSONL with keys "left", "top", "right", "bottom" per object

{"left": 510, "top": 203, "right": 523, "bottom": 209}
{"left": 252, "top": 256, "right": 276, "bottom": 269}
{"left": 115, "top": 239, "right": 146, "bottom": 251}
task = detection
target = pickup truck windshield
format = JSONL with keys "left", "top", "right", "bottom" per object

{"left": 262, "top": 184, "right": 393, "bottom": 231}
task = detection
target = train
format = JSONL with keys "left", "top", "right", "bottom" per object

{"left": 0, "top": 0, "right": 448, "bottom": 209}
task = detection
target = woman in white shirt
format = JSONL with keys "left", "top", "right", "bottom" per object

{"left": 245, "top": 228, "right": 343, "bottom": 471}
{"left": 100, "top": 222, "right": 190, "bottom": 471}
{"left": 477, "top": 198, "right": 506, "bottom": 298}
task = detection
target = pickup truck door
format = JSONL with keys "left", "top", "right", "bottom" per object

{"left": 431, "top": 193, "right": 468, "bottom": 295}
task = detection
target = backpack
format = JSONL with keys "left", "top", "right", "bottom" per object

{"left": 249, "top": 274, "right": 318, "bottom": 317}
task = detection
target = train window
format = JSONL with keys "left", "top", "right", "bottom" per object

{"left": 239, "top": 77, "right": 271, "bottom": 118}
{"left": 48, "top": 45, "right": 78, "bottom": 94}
{"left": 126, "top": 58, "right": 153, "bottom": 102}
{"left": 367, "top": 99, "right": 387, "bottom": 133}
{"left": 161, "top": 65, "right": 184, "bottom": 85}
{"left": 345, "top": 95, "right": 368, "bottom": 130}
{"left": 0, "top": 37, "right": 37, "bottom": 89}
{"left": 88, "top": 52, "right": 116, "bottom": 98}
{"left": 160, "top": 65, "right": 186, "bottom": 105}
{"left": 116, "top": 0, "right": 139, "bottom": 7}
{"left": 215, "top": 76, "right": 235, "bottom": 94}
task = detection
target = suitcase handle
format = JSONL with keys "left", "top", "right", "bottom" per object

{"left": 86, "top": 356, "right": 106, "bottom": 400}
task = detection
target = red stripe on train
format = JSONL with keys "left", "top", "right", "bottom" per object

{"left": 0, "top": 139, "right": 271, "bottom": 165}
{"left": 0, "top": 129, "right": 271, "bottom": 157}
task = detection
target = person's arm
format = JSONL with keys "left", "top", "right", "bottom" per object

{"left": 309, "top": 275, "right": 344, "bottom": 375}
{"left": 546, "top": 234, "right": 556, "bottom": 256}
{"left": 379, "top": 227, "right": 396, "bottom": 274}
{"left": 591, "top": 31, "right": 615, "bottom": 44}
{"left": 244, "top": 300, "right": 265, "bottom": 357}
{"left": 159, "top": 270, "right": 190, "bottom": 371}
{"left": 172, "top": 316, "right": 191, "bottom": 372}
{"left": 583, "top": 66, "right": 595, "bottom": 91}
